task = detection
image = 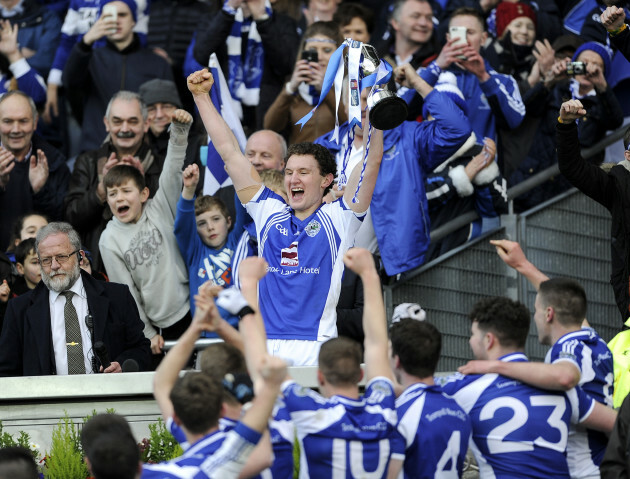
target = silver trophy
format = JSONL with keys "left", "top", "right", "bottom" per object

{"left": 351, "top": 44, "right": 408, "bottom": 130}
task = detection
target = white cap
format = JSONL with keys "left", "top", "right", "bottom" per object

{"left": 391, "top": 303, "right": 427, "bottom": 324}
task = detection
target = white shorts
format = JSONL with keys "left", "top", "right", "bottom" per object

{"left": 266, "top": 339, "right": 325, "bottom": 366}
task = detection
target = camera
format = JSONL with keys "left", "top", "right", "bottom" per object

{"left": 301, "top": 49, "right": 318, "bottom": 63}
{"left": 566, "top": 61, "right": 586, "bottom": 76}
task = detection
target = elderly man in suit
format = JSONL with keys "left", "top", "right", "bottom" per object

{"left": 0, "top": 222, "right": 150, "bottom": 376}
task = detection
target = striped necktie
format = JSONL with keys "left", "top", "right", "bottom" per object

{"left": 61, "top": 290, "right": 86, "bottom": 375}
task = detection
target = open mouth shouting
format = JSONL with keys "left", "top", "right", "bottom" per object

{"left": 291, "top": 188, "right": 305, "bottom": 202}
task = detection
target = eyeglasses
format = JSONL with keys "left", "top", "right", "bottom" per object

{"left": 39, "top": 250, "right": 80, "bottom": 267}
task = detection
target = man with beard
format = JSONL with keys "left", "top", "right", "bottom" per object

{"left": 0, "top": 222, "right": 150, "bottom": 376}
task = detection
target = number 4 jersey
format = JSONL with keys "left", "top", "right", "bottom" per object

{"left": 439, "top": 353, "right": 596, "bottom": 479}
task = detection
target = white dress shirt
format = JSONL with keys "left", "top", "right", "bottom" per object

{"left": 49, "top": 276, "right": 94, "bottom": 374}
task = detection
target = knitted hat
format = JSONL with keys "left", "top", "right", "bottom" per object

{"left": 572, "top": 41, "right": 613, "bottom": 77}
{"left": 100, "top": 0, "right": 138, "bottom": 23}
{"left": 139, "top": 79, "right": 182, "bottom": 108}
{"left": 422, "top": 71, "right": 468, "bottom": 119}
{"left": 495, "top": 2, "right": 536, "bottom": 40}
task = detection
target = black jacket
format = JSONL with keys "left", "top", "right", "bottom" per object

{"left": 63, "top": 34, "right": 174, "bottom": 153}
{"left": 0, "top": 270, "right": 151, "bottom": 376}
{"left": 0, "top": 134, "right": 69, "bottom": 251}
{"left": 557, "top": 121, "right": 630, "bottom": 321}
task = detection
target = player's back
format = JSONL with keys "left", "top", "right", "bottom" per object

{"left": 396, "top": 382, "right": 471, "bottom": 478}
{"left": 282, "top": 377, "right": 404, "bottom": 479}
{"left": 440, "top": 353, "right": 593, "bottom": 479}
{"left": 547, "top": 328, "right": 613, "bottom": 477}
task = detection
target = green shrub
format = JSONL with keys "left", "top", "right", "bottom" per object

{"left": 43, "top": 414, "right": 89, "bottom": 479}
{"left": 139, "top": 418, "right": 183, "bottom": 463}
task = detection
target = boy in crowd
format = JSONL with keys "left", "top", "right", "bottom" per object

{"left": 174, "top": 163, "right": 246, "bottom": 332}
{"left": 13, "top": 238, "right": 41, "bottom": 295}
{"left": 98, "top": 109, "right": 192, "bottom": 359}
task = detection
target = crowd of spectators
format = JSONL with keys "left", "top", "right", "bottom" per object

{"left": 0, "top": 0, "right": 628, "bottom": 359}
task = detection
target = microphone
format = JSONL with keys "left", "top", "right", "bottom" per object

{"left": 93, "top": 341, "right": 111, "bottom": 371}
{"left": 122, "top": 359, "right": 139, "bottom": 373}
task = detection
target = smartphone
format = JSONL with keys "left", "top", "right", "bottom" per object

{"left": 102, "top": 3, "right": 117, "bottom": 33}
{"left": 301, "top": 49, "right": 318, "bottom": 63}
{"left": 449, "top": 26, "right": 468, "bottom": 60}
{"left": 566, "top": 61, "right": 586, "bottom": 76}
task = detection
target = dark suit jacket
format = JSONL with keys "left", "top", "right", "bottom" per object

{"left": 0, "top": 271, "right": 151, "bottom": 376}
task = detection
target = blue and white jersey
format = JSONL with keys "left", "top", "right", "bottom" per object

{"left": 396, "top": 383, "right": 471, "bottom": 479}
{"left": 142, "top": 422, "right": 262, "bottom": 478}
{"left": 439, "top": 353, "right": 595, "bottom": 479}
{"left": 546, "top": 328, "right": 614, "bottom": 477}
{"left": 141, "top": 427, "right": 226, "bottom": 478}
{"left": 168, "top": 405, "right": 294, "bottom": 479}
{"left": 245, "top": 186, "right": 363, "bottom": 341}
{"left": 281, "top": 377, "right": 405, "bottom": 479}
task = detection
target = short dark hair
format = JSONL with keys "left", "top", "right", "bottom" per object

{"left": 286, "top": 142, "right": 337, "bottom": 195}
{"left": 199, "top": 343, "right": 248, "bottom": 406}
{"left": 6, "top": 212, "right": 48, "bottom": 253}
{"left": 318, "top": 337, "right": 362, "bottom": 386}
{"left": 170, "top": 372, "right": 222, "bottom": 434}
{"left": 15, "top": 237, "right": 36, "bottom": 265}
{"left": 469, "top": 297, "right": 530, "bottom": 349}
{"left": 81, "top": 413, "right": 139, "bottom": 479}
{"left": 194, "top": 195, "right": 230, "bottom": 220}
{"left": 0, "top": 446, "right": 38, "bottom": 479}
{"left": 391, "top": 0, "right": 431, "bottom": 22}
{"left": 103, "top": 164, "right": 146, "bottom": 192}
{"left": 538, "top": 278, "right": 587, "bottom": 327}
{"left": 333, "top": 3, "right": 374, "bottom": 34}
{"left": 450, "top": 7, "right": 485, "bottom": 30}
{"left": 390, "top": 320, "right": 441, "bottom": 377}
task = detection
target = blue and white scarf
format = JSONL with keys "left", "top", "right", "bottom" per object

{"left": 297, "top": 82, "right": 320, "bottom": 106}
{"left": 225, "top": 0, "right": 272, "bottom": 106}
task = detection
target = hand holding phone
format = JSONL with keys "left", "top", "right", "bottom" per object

{"left": 449, "top": 26, "right": 468, "bottom": 60}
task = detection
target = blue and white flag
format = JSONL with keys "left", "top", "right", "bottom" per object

{"left": 203, "top": 53, "right": 247, "bottom": 196}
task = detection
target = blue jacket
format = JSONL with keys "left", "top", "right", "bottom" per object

{"left": 417, "top": 60, "right": 525, "bottom": 143}
{"left": 1, "top": 0, "right": 62, "bottom": 78}
{"left": 315, "top": 90, "right": 472, "bottom": 275}
{"left": 174, "top": 194, "right": 247, "bottom": 333}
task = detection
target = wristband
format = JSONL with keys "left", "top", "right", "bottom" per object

{"left": 557, "top": 116, "right": 565, "bottom": 124}
{"left": 237, "top": 305, "right": 255, "bottom": 320}
{"left": 609, "top": 23, "right": 628, "bottom": 36}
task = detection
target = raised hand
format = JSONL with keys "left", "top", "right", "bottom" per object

{"left": 0, "top": 147, "right": 15, "bottom": 189}
{"left": 343, "top": 247, "right": 376, "bottom": 277}
{"left": 187, "top": 69, "right": 214, "bottom": 96}
{"left": 28, "top": 150, "right": 49, "bottom": 194}
{"left": 559, "top": 99, "right": 586, "bottom": 122}
{"left": 601, "top": 6, "right": 626, "bottom": 32}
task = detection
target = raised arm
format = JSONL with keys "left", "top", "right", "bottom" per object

{"left": 152, "top": 281, "right": 223, "bottom": 422}
{"left": 490, "top": 239, "right": 549, "bottom": 291}
{"left": 187, "top": 69, "right": 261, "bottom": 203}
{"left": 235, "top": 257, "right": 271, "bottom": 384}
{"left": 343, "top": 127, "right": 383, "bottom": 214}
{"left": 343, "top": 248, "right": 393, "bottom": 382}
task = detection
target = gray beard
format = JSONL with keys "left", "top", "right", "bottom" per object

{"left": 41, "top": 266, "right": 80, "bottom": 293}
